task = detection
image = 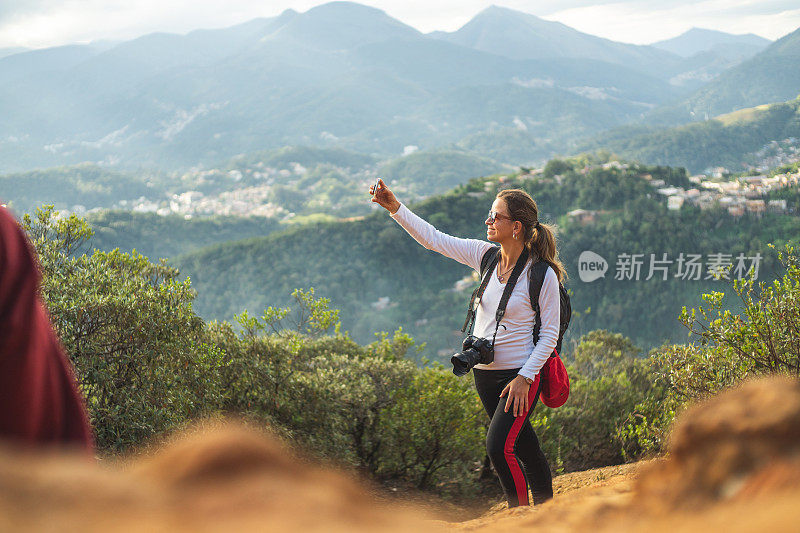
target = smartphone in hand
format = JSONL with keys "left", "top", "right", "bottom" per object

{"left": 370, "top": 177, "right": 382, "bottom": 203}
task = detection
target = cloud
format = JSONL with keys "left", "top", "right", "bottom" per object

{"left": 541, "top": 0, "right": 800, "bottom": 43}
{"left": 519, "top": 0, "right": 799, "bottom": 17}
{"left": 0, "top": 0, "right": 307, "bottom": 48}
{"left": 0, "top": 0, "right": 55, "bottom": 20}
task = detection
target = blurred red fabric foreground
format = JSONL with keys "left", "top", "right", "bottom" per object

{"left": 0, "top": 205, "right": 94, "bottom": 452}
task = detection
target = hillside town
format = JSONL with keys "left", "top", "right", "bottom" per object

{"left": 69, "top": 135, "right": 800, "bottom": 222}
{"left": 122, "top": 160, "right": 800, "bottom": 221}
{"left": 58, "top": 153, "right": 799, "bottom": 223}
{"left": 745, "top": 137, "right": 800, "bottom": 171}
{"left": 52, "top": 135, "right": 800, "bottom": 221}
{"left": 119, "top": 159, "right": 380, "bottom": 220}
{"left": 130, "top": 165, "right": 305, "bottom": 218}
{"left": 77, "top": 136, "right": 796, "bottom": 221}
{"left": 550, "top": 160, "right": 800, "bottom": 224}
{"left": 641, "top": 165, "right": 797, "bottom": 217}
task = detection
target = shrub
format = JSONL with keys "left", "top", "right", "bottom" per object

{"left": 377, "top": 364, "right": 485, "bottom": 494}
{"left": 655, "top": 243, "right": 800, "bottom": 402}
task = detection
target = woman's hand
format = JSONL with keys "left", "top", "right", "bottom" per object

{"left": 500, "top": 376, "right": 531, "bottom": 417}
{"left": 370, "top": 178, "right": 401, "bottom": 214}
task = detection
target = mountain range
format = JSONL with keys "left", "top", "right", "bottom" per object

{"left": 575, "top": 95, "right": 800, "bottom": 174}
{"left": 428, "top": 5, "right": 678, "bottom": 77}
{"left": 645, "top": 26, "right": 800, "bottom": 125}
{"left": 0, "top": 1, "right": 790, "bottom": 175}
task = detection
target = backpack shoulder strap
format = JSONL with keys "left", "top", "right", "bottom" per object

{"left": 461, "top": 246, "right": 500, "bottom": 333}
{"left": 529, "top": 259, "right": 550, "bottom": 344}
{"left": 528, "top": 260, "right": 549, "bottom": 310}
{"left": 480, "top": 245, "right": 500, "bottom": 279}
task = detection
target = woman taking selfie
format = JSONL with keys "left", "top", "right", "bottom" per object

{"left": 370, "top": 178, "right": 566, "bottom": 507}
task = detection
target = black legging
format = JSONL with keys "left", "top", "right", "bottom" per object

{"left": 473, "top": 367, "right": 553, "bottom": 507}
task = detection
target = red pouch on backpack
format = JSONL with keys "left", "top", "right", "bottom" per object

{"left": 540, "top": 349, "right": 569, "bottom": 408}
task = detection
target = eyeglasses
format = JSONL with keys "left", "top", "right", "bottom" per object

{"left": 487, "top": 210, "right": 513, "bottom": 223}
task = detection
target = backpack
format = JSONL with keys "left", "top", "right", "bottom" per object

{"left": 475, "top": 246, "right": 571, "bottom": 408}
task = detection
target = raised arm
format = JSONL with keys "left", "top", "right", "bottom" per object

{"left": 390, "top": 203, "right": 493, "bottom": 271}
{"left": 370, "top": 178, "right": 493, "bottom": 272}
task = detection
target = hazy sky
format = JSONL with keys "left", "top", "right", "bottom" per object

{"left": 1, "top": 0, "right": 799, "bottom": 50}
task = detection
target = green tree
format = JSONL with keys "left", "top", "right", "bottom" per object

{"left": 24, "top": 206, "right": 223, "bottom": 451}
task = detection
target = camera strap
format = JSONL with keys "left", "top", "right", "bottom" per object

{"left": 462, "top": 247, "right": 530, "bottom": 340}
{"left": 461, "top": 250, "right": 499, "bottom": 334}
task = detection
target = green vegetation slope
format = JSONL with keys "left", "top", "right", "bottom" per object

{"left": 175, "top": 155, "right": 799, "bottom": 361}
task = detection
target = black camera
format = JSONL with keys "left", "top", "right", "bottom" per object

{"left": 451, "top": 335, "right": 494, "bottom": 376}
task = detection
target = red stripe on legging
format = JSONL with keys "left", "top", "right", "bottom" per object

{"left": 504, "top": 375, "right": 540, "bottom": 506}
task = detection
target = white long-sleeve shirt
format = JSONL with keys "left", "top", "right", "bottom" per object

{"left": 389, "top": 202, "right": 560, "bottom": 379}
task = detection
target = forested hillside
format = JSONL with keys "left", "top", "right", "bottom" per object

{"left": 0, "top": 163, "right": 162, "bottom": 214}
{"left": 86, "top": 211, "right": 281, "bottom": 260}
{"left": 175, "top": 154, "right": 800, "bottom": 361}
{"left": 575, "top": 96, "right": 800, "bottom": 173}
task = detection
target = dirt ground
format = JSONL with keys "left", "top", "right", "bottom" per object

{"left": 2, "top": 376, "right": 800, "bottom": 532}
{"left": 371, "top": 460, "right": 648, "bottom": 524}
{"left": 447, "top": 461, "right": 650, "bottom": 530}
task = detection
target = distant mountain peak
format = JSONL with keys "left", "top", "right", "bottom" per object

{"left": 261, "top": 0, "right": 421, "bottom": 51}
{"left": 433, "top": 3, "right": 677, "bottom": 72}
{"left": 684, "top": 27, "right": 731, "bottom": 36}
{"left": 450, "top": 3, "right": 562, "bottom": 41}
{"left": 305, "top": 1, "right": 395, "bottom": 17}
{"left": 298, "top": 1, "right": 419, "bottom": 31}
{"left": 652, "top": 27, "right": 771, "bottom": 57}
{"left": 481, "top": 5, "right": 519, "bottom": 14}
{"left": 471, "top": 4, "right": 545, "bottom": 24}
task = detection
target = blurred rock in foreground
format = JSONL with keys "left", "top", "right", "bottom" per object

{"left": 2, "top": 377, "right": 800, "bottom": 532}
